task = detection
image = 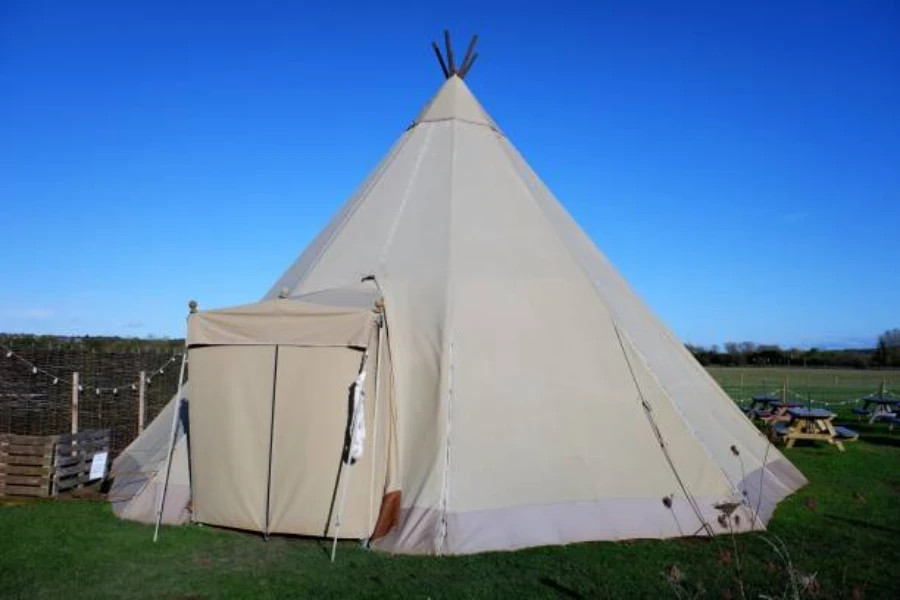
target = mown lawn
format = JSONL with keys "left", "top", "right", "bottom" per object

{"left": 2, "top": 417, "right": 899, "bottom": 599}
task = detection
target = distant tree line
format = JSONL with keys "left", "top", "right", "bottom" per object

{"left": 686, "top": 329, "right": 900, "bottom": 369}
{"left": 0, "top": 333, "right": 184, "bottom": 353}
{"left": 3, "top": 328, "right": 899, "bottom": 368}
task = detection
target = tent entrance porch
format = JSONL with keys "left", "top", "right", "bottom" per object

{"left": 188, "top": 342, "right": 386, "bottom": 539}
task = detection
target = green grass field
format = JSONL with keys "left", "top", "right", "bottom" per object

{"left": 1, "top": 370, "right": 899, "bottom": 599}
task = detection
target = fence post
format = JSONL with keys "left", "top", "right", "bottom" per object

{"left": 782, "top": 376, "right": 788, "bottom": 403}
{"left": 71, "top": 372, "right": 79, "bottom": 435}
{"left": 138, "top": 371, "right": 146, "bottom": 433}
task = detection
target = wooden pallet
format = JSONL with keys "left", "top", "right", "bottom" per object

{"left": 54, "top": 430, "right": 111, "bottom": 495}
{"left": 0, "top": 434, "right": 56, "bottom": 497}
{"left": 0, "top": 430, "right": 110, "bottom": 498}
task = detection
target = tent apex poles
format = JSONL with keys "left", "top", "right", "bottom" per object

{"left": 431, "top": 31, "right": 479, "bottom": 79}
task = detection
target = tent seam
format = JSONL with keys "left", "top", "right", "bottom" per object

{"left": 378, "top": 124, "right": 435, "bottom": 264}
{"left": 436, "top": 119, "right": 458, "bottom": 556}
{"left": 410, "top": 116, "right": 501, "bottom": 134}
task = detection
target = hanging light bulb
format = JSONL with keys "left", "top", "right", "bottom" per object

{"left": 32, "top": 366, "right": 38, "bottom": 374}
{"left": 78, "top": 385, "right": 83, "bottom": 392}
{"left": 5, "top": 350, "right": 12, "bottom": 358}
{"left": 113, "top": 388, "right": 118, "bottom": 395}
{"left": 52, "top": 378, "right": 58, "bottom": 385}
{"left": 131, "top": 384, "right": 137, "bottom": 391}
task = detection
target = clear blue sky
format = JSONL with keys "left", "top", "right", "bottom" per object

{"left": 1, "top": 1, "right": 898, "bottom": 348}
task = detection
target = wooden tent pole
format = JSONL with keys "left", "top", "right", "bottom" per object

{"left": 331, "top": 351, "right": 370, "bottom": 562}
{"left": 459, "top": 53, "right": 478, "bottom": 78}
{"left": 431, "top": 41, "right": 449, "bottom": 78}
{"left": 444, "top": 30, "right": 456, "bottom": 75}
{"left": 364, "top": 317, "right": 385, "bottom": 546}
{"left": 459, "top": 35, "right": 478, "bottom": 75}
{"left": 153, "top": 352, "right": 188, "bottom": 543}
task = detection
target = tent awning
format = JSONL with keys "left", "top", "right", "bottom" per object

{"left": 188, "top": 284, "right": 380, "bottom": 348}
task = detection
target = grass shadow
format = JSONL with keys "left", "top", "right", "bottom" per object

{"left": 823, "top": 514, "right": 900, "bottom": 536}
{"left": 857, "top": 434, "right": 900, "bottom": 448}
{"left": 539, "top": 577, "right": 585, "bottom": 599}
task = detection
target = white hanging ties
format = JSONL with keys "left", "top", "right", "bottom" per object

{"left": 330, "top": 349, "right": 370, "bottom": 563}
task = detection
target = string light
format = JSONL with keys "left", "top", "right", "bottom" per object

{"left": 0, "top": 342, "right": 183, "bottom": 396}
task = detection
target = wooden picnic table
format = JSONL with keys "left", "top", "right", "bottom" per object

{"left": 747, "top": 396, "right": 801, "bottom": 422}
{"left": 780, "top": 408, "right": 849, "bottom": 452}
{"left": 860, "top": 397, "right": 900, "bottom": 424}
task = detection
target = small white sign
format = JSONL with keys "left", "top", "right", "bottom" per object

{"left": 89, "top": 451, "right": 108, "bottom": 481}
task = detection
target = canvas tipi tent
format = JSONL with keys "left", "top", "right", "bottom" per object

{"left": 109, "top": 34, "right": 806, "bottom": 555}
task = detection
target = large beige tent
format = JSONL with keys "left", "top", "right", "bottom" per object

{"left": 109, "top": 39, "right": 806, "bottom": 555}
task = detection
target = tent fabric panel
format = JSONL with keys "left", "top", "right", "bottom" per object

{"left": 111, "top": 384, "right": 187, "bottom": 476}
{"left": 268, "top": 345, "right": 384, "bottom": 537}
{"left": 188, "top": 299, "right": 374, "bottom": 348}
{"left": 115, "top": 436, "right": 191, "bottom": 525}
{"left": 109, "top": 387, "right": 191, "bottom": 525}
{"left": 189, "top": 345, "right": 276, "bottom": 532}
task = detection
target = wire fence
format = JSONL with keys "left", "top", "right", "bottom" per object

{"left": 0, "top": 343, "right": 182, "bottom": 456}
{"left": 708, "top": 366, "right": 898, "bottom": 409}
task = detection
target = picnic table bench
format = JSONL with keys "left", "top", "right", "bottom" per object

{"left": 745, "top": 395, "right": 801, "bottom": 422}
